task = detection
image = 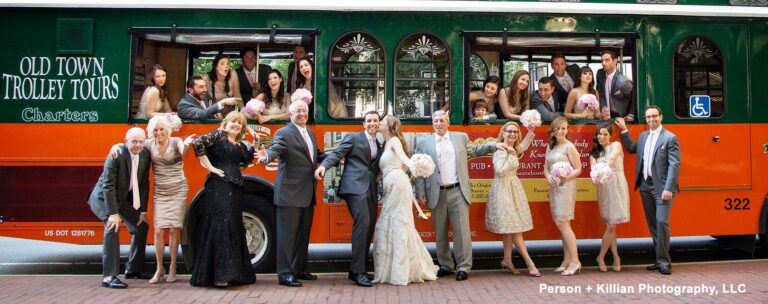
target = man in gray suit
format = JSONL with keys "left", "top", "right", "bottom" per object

{"left": 177, "top": 76, "right": 236, "bottom": 120}
{"left": 315, "top": 111, "right": 381, "bottom": 287}
{"left": 255, "top": 101, "right": 326, "bottom": 287}
{"left": 530, "top": 77, "right": 563, "bottom": 123}
{"left": 597, "top": 50, "right": 635, "bottom": 121}
{"left": 415, "top": 110, "right": 508, "bottom": 281}
{"left": 616, "top": 105, "right": 680, "bottom": 275}
{"left": 87, "top": 128, "right": 151, "bottom": 288}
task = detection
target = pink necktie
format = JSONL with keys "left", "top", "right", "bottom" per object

{"left": 130, "top": 154, "right": 140, "bottom": 210}
{"left": 369, "top": 137, "right": 377, "bottom": 159}
{"left": 302, "top": 129, "right": 314, "bottom": 163}
{"left": 563, "top": 79, "right": 571, "bottom": 91}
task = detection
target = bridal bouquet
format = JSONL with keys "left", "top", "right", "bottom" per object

{"left": 410, "top": 153, "right": 435, "bottom": 178}
{"left": 551, "top": 161, "right": 574, "bottom": 187}
{"left": 164, "top": 113, "right": 182, "bottom": 132}
{"left": 243, "top": 98, "right": 266, "bottom": 119}
{"left": 519, "top": 109, "right": 542, "bottom": 131}
{"left": 291, "top": 88, "right": 313, "bottom": 105}
{"left": 590, "top": 163, "right": 613, "bottom": 185}
{"left": 577, "top": 94, "right": 599, "bottom": 110}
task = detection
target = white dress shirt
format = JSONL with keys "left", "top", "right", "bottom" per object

{"left": 435, "top": 132, "right": 458, "bottom": 186}
{"left": 556, "top": 73, "right": 574, "bottom": 92}
{"left": 643, "top": 126, "right": 663, "bottom": 180}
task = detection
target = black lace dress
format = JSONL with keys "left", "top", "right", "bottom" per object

{"left": 189, "top": 129, "right": 256, "bottom": 287}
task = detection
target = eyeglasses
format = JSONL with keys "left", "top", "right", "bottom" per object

{"left": 645, "top": 114, "right": 660, "bottom": 119}
{"left": 504, "top": 130, "right": 519, "bottom": 134}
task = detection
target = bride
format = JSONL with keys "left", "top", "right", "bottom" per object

{"left": 372, "top": 115, "right": 438, "bottom": 286}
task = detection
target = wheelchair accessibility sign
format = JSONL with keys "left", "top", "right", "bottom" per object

{"left": 689, "top": 95, "right": 711, "bottom": 118}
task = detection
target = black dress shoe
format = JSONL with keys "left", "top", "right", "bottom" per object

{"left": 279, "top": 275, "right": 302, "bottom": 287}
{"left": 659, "top": 265, "right": 672, "bottom": 275}
{"left": 295, "top": 272, "right": 318, "bottom": 280}
{"left": 646, "top": 264, "right": 659, "bottom": 271}
{"left": 455, "top": 270, "right": 469, "bottom": 281}
{"left": 101, "top": 277, "right": 128, "bottom": 289}
{"left": 436, "top": 268, "right": 454, "bottom": 277}
{"left": 124, "top": 272, "right": 152, "bottom": 280}
{"left": 348, "top": 271, "right": 374, "bottom": 281}
{"left": 349, "top": 273, "right": 373, "bottom": 287}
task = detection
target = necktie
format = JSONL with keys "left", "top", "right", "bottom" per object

{"left": 562, "top": 78, "right": 571, "bottom": 91}
{"left": 302, "top": 129, "right": 314, "bottom": 163}
{"left": 368, "top": 136, "right": 377, "bottom": 159}
{"left": 246, "top": 71, "right": 255, "bottom": 86}
{"left": 605, "top": 75, "right": 613, "bottom": 110}
{"left": 130, "top": 154, "right": 140, "bottom": 210}
{"left": 643, "top": 132, "right": 656, "bottom": 179}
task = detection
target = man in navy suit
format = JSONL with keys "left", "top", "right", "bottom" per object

{"left": 616, "top": 105, "right": 681, "bottom": 275}
{"left": 235, "top": 48, "right": 272, "bottom": 101}
{"left": 549, "top": 54, "right": 580, "bottom": 112}
{"left": 315, "top": 111, "right": 382, "bottom": 287}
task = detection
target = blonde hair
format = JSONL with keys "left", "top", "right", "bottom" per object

{"left": 497, "top": 121, "right": 522, "bottom": 156}
{"left": 548, "top": 116, "right": 569, "bottom": 149}
{"left": 146, "top": 116, "right": 172, "bottom": 139}
{"left": 219, "top": 111, "right": 249, "bottom": 142}
{"left": 385, "top": 115, "right": 409, "bottom": 156}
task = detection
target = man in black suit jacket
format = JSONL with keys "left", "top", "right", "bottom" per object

{"left": 177, "top": 76, "right": 235, "bottom": 120}
{"left": 286, "top": 45, "right": 306, "bottom": 93}
{"left": 256, "top": 101, "right": 327, "bottom": 287}
{"left": 530, "top": 77, "right": 563, "bottom": 123}
{"left": 597, "top": 49, "right": 635, "bottom": 121}
{"left": 549, "top": 54, "right": 580, "bottom": 111}
{"left": 87, "top": 128, "right": 151, "bottom": 288}
{"left": 235, "top": 48, "right": 272, "bottom": 101}
{"left": 315, "top": 111, "right": 381, "bottom": 287}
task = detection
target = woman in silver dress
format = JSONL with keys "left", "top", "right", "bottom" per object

{"left": 589, "top": 123, "right": 630, "bottom": 272}
{"left": 485, "top": 122, "right": 540, "bottom": 277}
{"left": 543, "top": 116, "right": 582, "bottom": 276}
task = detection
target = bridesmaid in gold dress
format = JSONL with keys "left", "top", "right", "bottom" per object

{"left": 485, "top": 122, "right": 540, "bottom": 277}
{"left": 204, "top": 54, "right": 243, "bottom": 117}
{"left": 589, "top": 123, "right": 630, "bottom": 272}
{"left": 543, "top": 116, "right": 582, "bottom": 276}
{"left": 145, "top": 116, "right": 195, "bottom": 283}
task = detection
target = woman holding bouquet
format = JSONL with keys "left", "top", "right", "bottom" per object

{"left": 589, "top": 123, "right": 630, "bottom": 272}
{"left": 564, "top": 67, "right": 601, "bottom": 120}
{"left": 485, "top": 122, "right": 540, "bottom": 277}
{"left": 255, "top": 69, "right": 291, "bottom": 124}
{"left": 372, "top": 115, "right": 437, "bottom": 286}
{"left": 543, "top": 116, "right": 582, "bottom": 276}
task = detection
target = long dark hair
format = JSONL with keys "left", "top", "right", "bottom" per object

{"left": 589, "top": 122, "right": 613, "bottom": 159}
{"left": 548, "top": 116, "right": 569, "bottom": 149}
{"left": 207, "top": 54, "right": 231, "bottom": 101}
{"left": 149, "top": 64, "right": 168, "bottom": 102}
{"left": 294, "top": 56, "right": 313, "bottom": 92}
{"left": 573, "top": 66, "right": 598, "bottom": 97}
{"left": 484, "top": 75, "right": 502, "bottom": 100}
{"left": 504, "top": 70, "right": 530, "bottom": 113}
{"left": 265, "top": 69, "right": 286, "bottom": 110}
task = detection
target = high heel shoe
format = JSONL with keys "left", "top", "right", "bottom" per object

{"left": 149, "top": 268, "right": 165, "bottom": 284}
{"left": 612, "top": 257, "right": 621, "bottom": 272}
{"left": 561, "top": 263, "right": 582, "bottom": 276}
{"left": 166, "top": 267, "right": 177, "bottom": 283}
{"left": 527, "top": 265, "right": 541, "bottom": 277}
{"left": 596, "top": 257, "right": 608, "bottom": 272}
{"left": 554, "top": 265, "right": 567, "bottom": 273}
{"left": 501, "top": 261, "right": 520, "bottom": 274}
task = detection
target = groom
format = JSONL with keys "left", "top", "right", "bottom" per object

{"left": 315, "top": 111, "right": 381, "bottom": 287}
{"left": 415, "top": 110, "right": 508, "bottom": 281}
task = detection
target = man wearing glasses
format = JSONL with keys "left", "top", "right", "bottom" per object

{"left": 615, "top": 105, "right": 680, "bottom": 275}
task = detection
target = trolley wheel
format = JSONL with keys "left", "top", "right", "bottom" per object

{"left": 242, "top": 192, "right": 277, "bottom": 273}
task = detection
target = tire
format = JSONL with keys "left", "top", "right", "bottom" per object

{"left": 241, "top": 192, "right": 277, "bottom": 273}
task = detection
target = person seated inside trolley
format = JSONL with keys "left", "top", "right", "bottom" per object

{"left": 177, "top": 76, "right": 238, "bottom": 121}
{"left": 134, "top": 64, "right": 172, "bottom": 119}
{"left": 254, "top": 69, "right": 291, "bottom": 124}
{"left": 235, "top": 48, "right": 272, "bottom": 102}
{"left": 564, "top": 66, "right": 602, "bottom": 120}
{"left": 468, "top": 75, "right": 502, "bottom": 120}
{"left": 497, "top": 70, "right": 531, "bottom": 120}
{"left": 203, "top": 54, "right": 243, "bottom": 117}
{"left": 471, "top": 100, "right": 493, "bottom": 121}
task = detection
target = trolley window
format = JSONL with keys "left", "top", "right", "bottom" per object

{"left": 394, "top": 33, "right": 451, "bottom": 119}
{"left": 328, "top": 32, "right": 387, "bottom": 119}
{"left": 673, "top": 36, "right": 725, "bottom": 119}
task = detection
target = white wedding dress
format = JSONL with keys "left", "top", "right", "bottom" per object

{"left": 372, "top": 137, "right": 438, "bottom": 286}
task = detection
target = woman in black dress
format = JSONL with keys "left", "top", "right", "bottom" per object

{"left": 190, "top": 111, "right": 258, "bottom": 287}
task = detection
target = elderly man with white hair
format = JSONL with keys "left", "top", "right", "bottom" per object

{"left": 415, "top": 110, "right": 510, "bottom": 281}
{"left": 255, "top": 101, "right": 326, "bottom": 287}
{"left": 87, "top": 127, "right": 151, "bottom": 288}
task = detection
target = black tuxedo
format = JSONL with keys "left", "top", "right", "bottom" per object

{"left": 87, "top": 146, "right": 150, "bottom": 277}
{"left": 265, "top": 123, "right": 328, "bottom": 278}
{"left": 549, "top": 64, "right": 580, "bottom": 112}
{"left": 320, "top": 132, "right": 381, "bottom": 273}
{"left": 235, "top": 64, "right": 271, "bottom": 101}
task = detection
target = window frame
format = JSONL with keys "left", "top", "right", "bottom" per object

{"left": 327, "top": 30, "right": 388, "bottom": 121}
{"left": 393, "top": 32, "right": 452, "bottom": 121}
{"left": 671, "top": 35, "right": 726, "bottom": 120}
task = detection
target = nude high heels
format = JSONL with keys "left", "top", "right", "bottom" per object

{"left": 612, "top": 257, "right": 622, "bottom": 272}
{"left": 561, "top": 263, "right": 582, "bottom": 276}
{"left": 501, "top": 261, "right": 520, "bottom": 274}
{"left": 149, "top": 268, "right": 165, "bottom": 284}
{"left": 596, "top": 257, "right": 608, "bottom": 272}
